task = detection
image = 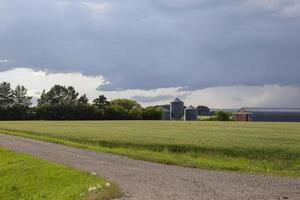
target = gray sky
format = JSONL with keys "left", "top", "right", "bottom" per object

{"left": 1, "top": 0, "right": 300, "bottom": 107}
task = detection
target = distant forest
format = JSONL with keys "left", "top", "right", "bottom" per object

{"left": 0, "top": 82, "right": 162, "bottom": 120}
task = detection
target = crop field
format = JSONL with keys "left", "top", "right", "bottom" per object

{"left": 0, "top": 121, "right": 299, "bottom": 176}
{"left": 0, "top": 147, "right": 121, "bottom": 200}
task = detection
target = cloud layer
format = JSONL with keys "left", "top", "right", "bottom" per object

{"left": 1, "top": 0, "right": 300, "bottom": 92}
{"left": 1, "top": 68, "right": 300, "bottom": 108}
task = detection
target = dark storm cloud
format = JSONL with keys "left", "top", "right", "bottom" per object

{"left": 1, "top": 0, "right": 300, "bottom": 90}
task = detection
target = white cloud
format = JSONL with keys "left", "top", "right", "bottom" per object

{"left": 185, "top": 85, "right": 300, "bottom": 108}
{"left": 281, "top": 0, "right": 300, "bottom": 17}
{"left": 55, "top": 0, "right": 110, "bottom": 17}
{"left": 81, "top": 2, "right": 110, "bottom": 14}
{"left": 101, "top": 85, "right": 300, "bottom": 108}
{"left": 246, "top": 0, "right": 282, "bottom": 11}
{"left": 0, "top": 68, "right": 107, "bottom": 101}
{"left": 1, "top": 67, "right": 300, "bottom": 108}
{"left": 100, "top": 87, "right": 184, "bottom": 105}
{"left": 245, "top": 0, "right": 300, "bottom": 17}
{"left": 161, "top": 0, "right": 205, "bottom": 8}
{"left": 0, "top": 59, "right": 12, "bottom": 63}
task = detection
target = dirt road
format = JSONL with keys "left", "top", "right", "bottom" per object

{"left": 0, "top": 134, "right": 299, "bottom": 200}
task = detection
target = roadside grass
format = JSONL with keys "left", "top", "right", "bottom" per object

{"left": 0, "top": 121, "right": 299, "bottom": 176}
{"left": 0, "top": 147, "right": 122, "bottom": 200}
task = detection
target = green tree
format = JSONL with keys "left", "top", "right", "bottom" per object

{"left": 105, "top": 105, "right": 128, "bottom": 120}
{"left": 0, "top": 82, "right": 14, "bottom": 108}
{"left": 216, "top": 111, "right": 230, "bottom": 121}
{"left": 110, "top": 99, "right": 141, "bottom": 111}
{"left": 142, "top": 106, "right": 162, "bottom": 120}
{"left": 109, "top": 99, "right": 143, "bottom": 119}
{"left": 93, "top": 95, "right": 109, "bottom": 109}
{"left": 37, "top": 90, "right": 47, "bottom": 105}
{"left": 13, "top": 85, "right": 32, "bottom": 107}
{"left": 197, "top": 105, "right": 210, "bottom": 116}
{"left": 37, "top": 85, "right": 79, "bottom": 105}
{"left": 129, "top": 107, "right": 143, "bottom": 120}
{"left": 77, "top": 94, "right": 89, "bottom": 105}
{"left": 65, "top": 86, "right": 79, "bottom": 105}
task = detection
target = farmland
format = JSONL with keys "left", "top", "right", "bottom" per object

{"left": 0, "top": 121, "right": 299, "bottom": 176}
{"left": 0, "top": 147, "right": 121, "bottom": 200}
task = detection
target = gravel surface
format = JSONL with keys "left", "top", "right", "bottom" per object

{"left": 0, "top": 134, "right": 299, "bottom": 200}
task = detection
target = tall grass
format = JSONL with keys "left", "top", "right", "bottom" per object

{"left": 0, "top": 121, "right": 299, "bottom": 176}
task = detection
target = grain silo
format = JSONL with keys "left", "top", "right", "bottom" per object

{"left": 162, "top": 108, "right": 171, "bottom": 120}
{"left": 184, "top": 106, "right": 198, "bottom": 121}
{"left": 170, "top": 98, "right": 184, "bottom": 120}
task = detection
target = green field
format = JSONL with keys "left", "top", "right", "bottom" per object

{"left": 0, "top": 148, "right": 121, "bottom": 200}
{"left": 0, "top": 121, "right": 299, "bottom": 176}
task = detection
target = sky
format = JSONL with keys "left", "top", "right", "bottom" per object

{"left": 0, "top": 0, "right": 300, "bottom": 108}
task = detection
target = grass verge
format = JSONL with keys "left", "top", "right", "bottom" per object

{"left": 0, "top": 147, "right": 122, "bottom": 200}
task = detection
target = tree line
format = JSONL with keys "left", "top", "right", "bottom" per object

{"left": 0, "top": 82, "right": 162, "bottom": 120}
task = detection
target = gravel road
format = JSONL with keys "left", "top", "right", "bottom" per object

{"left": 0, "top": 134, "right": 299, "bottom": 200}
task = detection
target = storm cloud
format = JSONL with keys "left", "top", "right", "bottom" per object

{"left": 1, "top": 0, "right": 300, "bottom": 92}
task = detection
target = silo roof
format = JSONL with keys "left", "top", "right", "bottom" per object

{"left": 173, "top": 97, "right": 183, "bottom": 102}
{"left": 185, "top": 105, "right": 196, "bottom": 110}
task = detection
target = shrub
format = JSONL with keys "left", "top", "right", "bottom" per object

{"left": 215, "top": 111, "right": 230, "bottom": 121}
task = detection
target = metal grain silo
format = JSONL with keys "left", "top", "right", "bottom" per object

{"left": 170, "top": 98, "right": 184, "bottom": 120}
{"left": 162, "top": 108, "right": 171, "bottom": 120}
{"left": 184, "top": 106, "right": 198, "bottom": 121}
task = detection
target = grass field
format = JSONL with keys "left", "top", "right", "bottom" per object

{"left": 0, "top": 148, "right": 121, "bottom": 200}
{"left": 0, "top": 121, "right": 299, "bottom": 176}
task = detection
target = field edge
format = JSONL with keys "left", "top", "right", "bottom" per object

{"left": 1, "top": 129, "right": 299, "bottom": 177}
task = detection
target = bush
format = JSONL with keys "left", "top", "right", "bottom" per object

{"left": 142, "top": 106, "right": 162, "bottom": 120}
{"left": 215, "top": 111, "right": 230, "bottom": 121}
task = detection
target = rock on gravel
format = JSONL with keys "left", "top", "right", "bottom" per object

{"left": 0, "top": 134, "right": 299, "bottom": 200}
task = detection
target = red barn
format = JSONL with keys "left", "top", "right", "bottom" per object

{"left": 233, "top": 108, "right": 252, "bottom": 121}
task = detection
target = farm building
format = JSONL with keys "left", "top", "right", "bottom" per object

{"left": 170, "top": 98, "right": 184, "bottom": 120}
{"left": 162, "top": 108, "right": 171, "bottom": 120}
{"left": 184, "top": 106, "right": 198, "bottom": 121}
{"left": 161, "top": 98, "right": 200, "bottom": 121}
{"left": 233, "top": 107, "right": 300, "bottom": 122}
